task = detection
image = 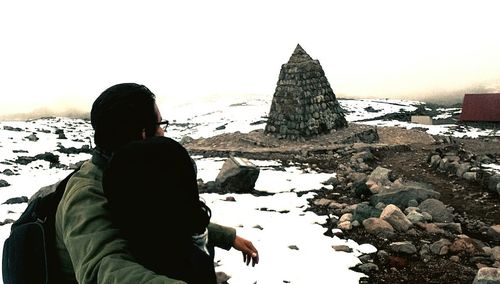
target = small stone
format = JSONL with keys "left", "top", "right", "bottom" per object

{"left": 389, "top": 241, "right": 417, "bottom": 254}
{"left": 338, "top": 221, "right": 352, "bottom": 231}
{"left": 224, "top": 196, "right": 236, "bottom": 202}
{"left": 377, "top": 250, "right": 389, "bottom": 264}
{"left": 252, "top": 225, "right": 264, "bottom": 230}
{"left": 356, "top": 263, "right": 379, "bottom": 274}
{"left": 332, "top": 245, "right": 353, "bottom": 253}
{"left": 288, "top": 245, "right": 299, "bottom": 250}
{"left": 339, "top": 213, "right": 353, "bottom": 223}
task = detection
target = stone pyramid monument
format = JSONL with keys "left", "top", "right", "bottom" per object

{"left": 265, "top": 44, "right": 347, "bottom": 139}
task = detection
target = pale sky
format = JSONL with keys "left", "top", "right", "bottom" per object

{"left": 1, "top": 0, "right": 499, "bottom": 117}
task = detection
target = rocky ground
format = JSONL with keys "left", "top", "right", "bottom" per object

{"left": 184, "top": 124, "right": 500, "bottom": 284}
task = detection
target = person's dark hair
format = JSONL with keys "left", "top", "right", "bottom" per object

{"left": 91, "top": 83, "right": 158, "bottom": 152}
{"left": 102, "top": 137, "right": 213, "bottom": 281}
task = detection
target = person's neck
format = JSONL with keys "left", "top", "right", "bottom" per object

{"left": 91, "top": 147, "right": 113, "bottom": 169}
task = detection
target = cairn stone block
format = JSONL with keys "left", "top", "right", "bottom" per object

{"left": 215, "top": 157, "right": 260, "bottom": 193}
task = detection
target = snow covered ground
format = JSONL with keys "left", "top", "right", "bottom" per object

{"left": 0, "top": 97, "right": 498, "bottom": 283}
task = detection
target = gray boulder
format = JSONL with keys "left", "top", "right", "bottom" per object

{"left": 215, "top": 156, "right": 260, "bottom": 193}
{"left": 418, "top": 198, "right": 454, "bottom": 223}
{"left": 370, "top": 182, "right": 440, "bottom": 209}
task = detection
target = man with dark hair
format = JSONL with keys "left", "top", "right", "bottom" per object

{"left": 55, "top": 83, "right": 259, "bottom": 283}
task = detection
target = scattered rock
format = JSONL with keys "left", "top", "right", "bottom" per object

{"left": 2, "top": 196, "right": 28, "bottom": 204}
{"left": 473, "top": 267, "right": 500, "bottom": 284}
{"left": 362, "top": 218, "right": 395, "bottom": 238}
{"left": 450, "top": 237, "right": 483, "bottom": 255}
{"left": 430, "top": 239, "right": 452, "bottom": 255}
{"left": 487, "top": 225, "right": 500, "bottom": 242}
{"left": 0, "top": 219, "right": 15, "bottom": 226}
{"left": 1, "top": 169, "right": 16, "bottom": 176}
{"left": 3, "top": 126, "right": 23, "bottom": 132}
{"left": 380, "top": 204, "right": 412, "bottom": 232}
{"left": 370, "top": 181, "right": 440, "bottom": 209}
{"left": 179, "top": 136, "right": 194, "bottom": 145}
{"left": 332, "top": 245, "right": 353, "bottom": 253}
{"left": 0, "top": 179, "right": 10, "bottom": 187}
{"left": 355, "top": 263, "right": 379, "bottom": 274}
{"left": 24, "top": 133, "right": 39, "bottom": 141}
{"left": 435, "top": 222, "right": 462, "bottom": 234}
{"left": 389, "top": 241, "right": 417, "bottom": 254}
{"left": 353, "top": 203, "right": 382, "bottom": 222}
{"left": 418, "top": 198, "right": 454, "bottom": 223}
{"left": 215, "top": 271, "right": 231, "bottom": 284}
{"left": 215, "top": 156, "right": 260, "bottom": 193}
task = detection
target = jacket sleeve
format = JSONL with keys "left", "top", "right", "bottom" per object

{"left": 207, "top": 222, "right": 236, "bottom": 250}
{"left": 58, "top": 177, "right": 187, "bottom": 284}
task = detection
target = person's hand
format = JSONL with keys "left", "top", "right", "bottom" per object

{"left": 232, "top": 235, "right": 259, "bottom": 266}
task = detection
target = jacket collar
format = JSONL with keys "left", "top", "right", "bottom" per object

{"left": 91, "top": 147, "right": 112, "bottom": 170}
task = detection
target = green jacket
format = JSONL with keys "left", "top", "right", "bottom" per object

{"left": 55, "top": 156, "right": 236, "bottom": 284}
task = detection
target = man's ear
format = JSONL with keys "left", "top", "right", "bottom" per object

{"left": 141, "top": 128, "right": 147, "bottom": 139}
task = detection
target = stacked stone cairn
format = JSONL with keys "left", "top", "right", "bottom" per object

{"left": 265, "top": 44, "right": 347, "bottom": 139}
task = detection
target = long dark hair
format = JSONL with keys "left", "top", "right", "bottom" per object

{"left": 102, "top": 136, "right": 213, "bottom": 281}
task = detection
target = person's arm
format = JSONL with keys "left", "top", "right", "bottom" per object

{"left": 207, "top": 222, "right": 236, "bottom": 250}
{"left": 207, "top": 223, "right": 259, "bottom": 266}
{"left": 57, "top": 178, "right": 186, "bottom": 284}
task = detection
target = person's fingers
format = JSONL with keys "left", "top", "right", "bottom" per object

{"left": 247, "top": 241, "right": 257, "bottom": 254}
{"left": 253, "top": 253, "right": 259, "bottom": 265}
{"left": 242, "top": 252, "right": 246, "bottom": 263}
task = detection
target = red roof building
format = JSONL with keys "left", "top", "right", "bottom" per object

{"left": 460, "top": 93, "right": 500, "bottom": 122}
